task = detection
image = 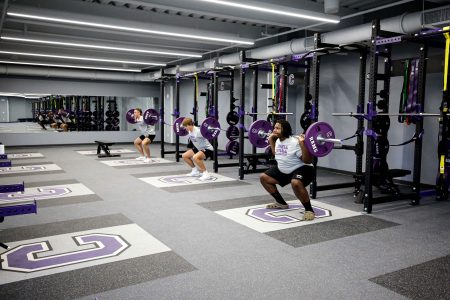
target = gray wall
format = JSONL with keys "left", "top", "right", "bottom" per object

{"left": 8, "top": 97, "right": 33, "bottom": 121}
{"left": 0, "top": 77, "right": 160, "bottom": 96}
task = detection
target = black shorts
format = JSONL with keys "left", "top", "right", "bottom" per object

{"left": 192, "top": 147, "right": 214, "bottom": 160}
{"left": 139, "top": 134, "right": 155, "bottom": 142}
{"left": 264, "top": 165, "right": 315, "bottom": 187}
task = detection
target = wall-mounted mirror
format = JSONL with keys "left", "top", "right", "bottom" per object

{"left": 1, "top": 95, "right": 159, "bottom": 134}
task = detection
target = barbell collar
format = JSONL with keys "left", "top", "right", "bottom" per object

{"left": 257, "top": 130, "right": 270, "bottom": 138}
{"left": 208, "top": 126, "right": 222, "bottom": 132}
{"left": 316, "top": 136, "right": 342, "bottom": 145}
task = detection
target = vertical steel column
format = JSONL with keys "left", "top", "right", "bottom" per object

{"left": 303, "top": 58, "right": 311, "bottom": 129}
{"left": 363, "top": 20, "right": 381, "bottom": 214}
{"left": 309, "top": 33, "right": 321, "bottom": 199}
{"left": 76, "top": 96, "right": 80, "bottom": 131}
{"left": 101, "top": 96, "right": 105, "bottom": 131}
{"left": 353, "top": 47, "right": 367, "bottom": 197}
{"left": 193, "top": 76, "right": 198, "bottom": 126}
{"left": 213, "top": 72, "right": 219, "bottom": 173}
{"left": 412, "top": 44, "right": 428, "bottom": 205}
{"left": 252, "top": 66, "right": 258, "bottom": 155}
{"left": 160, "top": 80, "right": 165, "bottom": 158}
{"left": 230, "top": 70, "right": 235, "bottom": 114}
{"left": 356, "top": 50, "right": 367, "bottom": 176}
{"left": 175, "top": 75, "right": 180, "bottom": 162}
{"left": 239, "top": 64, "right": 246, "bottom": 180}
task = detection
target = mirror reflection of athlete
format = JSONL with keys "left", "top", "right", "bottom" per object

{"left": 51, "top": 109, "right": 72, "bottom": 132}
{"left": 36, "top": 112, "right": 47, "bottom": 130}
{"left": 260, "top": 119, "right": 316, "bottom": 221}
{"left": 181, "top": 118, "right": 214, "bottom": 181}
{"left": 133, "top": 108, "right": 156, "bottom": 163}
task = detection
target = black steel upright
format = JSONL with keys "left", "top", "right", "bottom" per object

{"left": 356, "top": 50, "right": 367, "bottom": 176}
{"left": 252, "top": 67, "right": 258, "bottom": 155}
{"left": 362, "top": 21, "right": 379, "bottom": 213}
{"left": 352, "top": 49, "right": 367, "bottom": 197}
{"left": 175, "top": 75, "right": 180, "bottom": 162}
{"left": 160, "top": 80, "right": 165, "bottom": 158}
{"left": 412, "top": 44, "right": 428, "bottom": 204}
{"left": 363, "top": 20, "right": 382, "bottom": 213}
{"left": 238, "top": 55, "right": 246, "bottom": 180}
{"left": 193, "top": 75, "right": 198, "bottom": 126}
{"left": 213, "top": 72, "right": 219, "bottom": 173}
{"left": 309, "top": 33, "right": 321, "bottom": 199}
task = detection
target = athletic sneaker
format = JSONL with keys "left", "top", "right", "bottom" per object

{"left": 198, "top": 171, "right": 211, "bottom": 181}
{"left": 135, "top": 156, "right": 145, "bottom": 160}
{"left": 266, "top": 202, "right": 289, "bottom": 209}
{"left": 144, "top": 157, "right": 152, "bottom": 163}
{"left": 186, "top": 169, "right": 201, "bottom": 177}
{"left": 302, "top": 211, "right": 315, "bottom": 221}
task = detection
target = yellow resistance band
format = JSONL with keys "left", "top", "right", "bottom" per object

{"left": 440, "top": 27, "right": 450, "bottom": 173}
{"left": 444, "top": 26, "right": 449, "bottom": 91}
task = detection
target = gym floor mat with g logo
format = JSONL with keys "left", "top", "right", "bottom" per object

{"left": 76, "top": 149, "right": 135, "bottom": 155}
{"left": 99, "top": 158, "right": 174, "bottom": 167}
{"left": 0, "top": 214, "right": 195, "bottom": 299}
{"left": 199, "top": 194, "right": 399, "bottom": 247}
{"left": 0, "top": 163, "right": 64, "bottom": 176}
{"left": 139, "top": 173, "right": 236, "bottom": 188}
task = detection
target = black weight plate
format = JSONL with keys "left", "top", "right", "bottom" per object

{"left": 300, "top": 111, "right": 312, "bottom": 131}
{"left": 226, "top": 111, "right": 239, "bottom": 126}
{"left": 373, "top": 115, "right": 390, "bottom": 135}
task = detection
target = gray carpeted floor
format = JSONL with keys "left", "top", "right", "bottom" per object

{"left": 0, "top": 143, "right": 449, "bottom": 300}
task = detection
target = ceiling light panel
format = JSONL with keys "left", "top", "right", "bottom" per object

{"left": 1, "top": 35, "right": 203, "bottom": 58}
{"left": 0, "top": 50, "right": 166, "bottom": 66}
{"left": 0, "top": 60, "right": 142, "bottom": 72}
{"left": 190, "top": 0, "right": 340, "bottom": 23}
{"left": 7, "top": 6, "right": 254, "bottom": 45}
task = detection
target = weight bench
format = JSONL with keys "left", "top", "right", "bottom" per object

{"left": 0, "top": 182, "right": 36, "bottom": 249}
{"left": 95, "top": 140, "right": 120, "bottom": 158}
{"left": 0, "top": 201, "right": 37, "bottom": 250}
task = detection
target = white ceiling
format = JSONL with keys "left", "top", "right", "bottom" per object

{"left": 0, "top": 0, "right": 448, "bottom": 75}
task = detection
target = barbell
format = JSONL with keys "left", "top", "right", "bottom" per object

{"left": 332, "top": 112, "right": 441, "bottom": 117}
{"left": 126, "top": 108, "right": 188, "bottom": 137}
{"left": 201, "top": 117, "right": 343, "bottom": 157}
{"left": 125, "top": 109, "right": 341, "bottom": 157}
